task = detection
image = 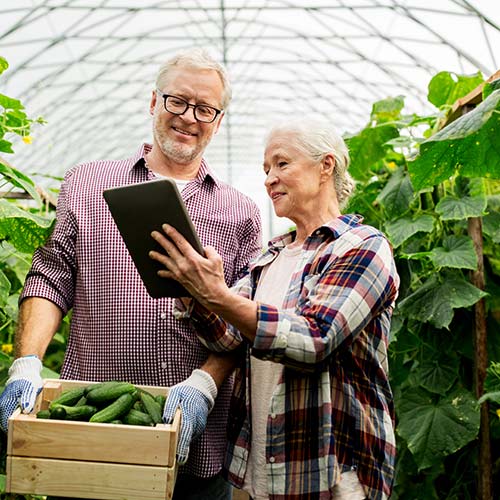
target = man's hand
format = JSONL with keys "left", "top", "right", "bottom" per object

{"left": 0, "top": 355, "right": 43, "bottom": 432}
{"left": 162, "top": 369, "right": 218, "bottom": 465}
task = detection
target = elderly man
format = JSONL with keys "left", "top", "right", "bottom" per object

{"left": 0, "top": 48, "right": 262, "bottom": 500}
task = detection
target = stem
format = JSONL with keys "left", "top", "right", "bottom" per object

{"left": 468, "top": 216, "right": 492, "bottom": 500}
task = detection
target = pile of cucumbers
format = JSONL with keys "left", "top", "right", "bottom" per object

{"left": 36, "top": 381, "right": 166, "bottom": 426}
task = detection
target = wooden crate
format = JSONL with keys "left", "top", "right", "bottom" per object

{"left": 6, "top": 378, "right": 180, "bottom": 500}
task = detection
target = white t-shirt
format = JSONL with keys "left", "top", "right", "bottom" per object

{"left": 154, "top": 172, "right": 189, "bottom": 192}
{"left": 243, "top": 245, "right": 302, "bottom": 499}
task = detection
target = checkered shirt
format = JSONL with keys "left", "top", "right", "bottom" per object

{"left": 20, "top": 143, "right": 263, "bottom": 477}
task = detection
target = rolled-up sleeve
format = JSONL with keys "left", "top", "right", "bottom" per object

{"left": 252, "top": 234, "right": 399, "bottom": 368}
{"left": 20, "top": 169, "right": 78, "bottom": 313}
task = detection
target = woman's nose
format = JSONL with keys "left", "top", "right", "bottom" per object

{"left": 264, "top": 170, "right": 277, "bottom": 187}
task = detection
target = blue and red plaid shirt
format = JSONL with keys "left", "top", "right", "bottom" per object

{"left": 183, "top": 214, "right": 399, "bottom": 499}
{"left": 21, "top": 143, "right": 262, "bottom": 478}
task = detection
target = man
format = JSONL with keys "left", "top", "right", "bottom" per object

{"left": 0, "top": 48, "right": 262, "bottom": 499}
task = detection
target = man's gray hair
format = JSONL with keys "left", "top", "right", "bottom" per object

{"left": 266, "top": 119, "right": 355, "bottom": 209}
{"left": 156, "top": 47, "right": 232, "bottom": 109}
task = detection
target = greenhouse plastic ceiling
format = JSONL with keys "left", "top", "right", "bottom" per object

{"left": 1, "top": 0, "right": 499, "bottom": 237}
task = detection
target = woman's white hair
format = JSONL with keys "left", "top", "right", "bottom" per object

{"left": 155, "top": 47, "right": 232, "bottom": 109}
{"left": 266, "top": 119, "right": 355, "bottom": 208}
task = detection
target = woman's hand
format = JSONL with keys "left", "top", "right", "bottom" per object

{"left": 150, "top": 224, "right": 229, "bottom": 310}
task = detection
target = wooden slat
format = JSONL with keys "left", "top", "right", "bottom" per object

{"left": 10, "top": 412, "right": 176, "bottom": 467}
{"left": 6, "top": 456, "right": 177, "bottom": 500}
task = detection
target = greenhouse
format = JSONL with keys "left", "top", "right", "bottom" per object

{"left": 0, "top": 1, "right": 499, "bottom": 499}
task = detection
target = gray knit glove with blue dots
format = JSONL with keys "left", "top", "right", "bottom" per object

{"left": 162, "top": 369, "right": 217, "bottom": 465}
{"left": 0, "top": 355, "right": 43, "bottom": 432}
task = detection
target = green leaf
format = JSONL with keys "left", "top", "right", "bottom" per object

{"left": 428, "top": 71, "right": 484, "bottom": 108}
{"left": 0, "top": 268, "right": 11, "bottom": 307}
{"left": 417, "top": 355, "right": 459, "bottom": 395}
{"left": 407, "top": 89, "right": 500, "bottom": 190}
{"left": 384, "top": 136, "right": 414, "bottom": 149}
{"left": 0, "top": 139, "right": 13, "bottom": 153}
{"left": 0, "top": 93, "right": 24, "bottom": 111}
{"left": 384, "top": 214, "right": 434, "bottom": 248}
{"left": 0, "top": 473, "right": 5, "bottom": 493}
{"left": 483, "top": 79, "right": 500, "bottom": 99}
{"left": 478, "top": 390, "right": 500, "bottom": 404}
{"left": 435, "top": 195, "right": 487, "bottom": 221}
{"left": 344, "top": 178, "right": 383, "bottom": 220}
{"left": 428, "top": 235, "right": 478, "bottom": 270}
{"left": 345, "top": 124, "right": 399, "bottom": 181}
{"left": 41, "top": 365, "right": 60, "bottom": 379}
{"left": 483, "top": 210, "right": 500, "bottom": 243}
{"left": 376, "top": 168, "right": 414, "bottom": 219}
{"left": 397, "top": 272, "right": 488, "bottom": 329}
{"left": 484, "top": 361, "right": 500, "bottom": 393}
{"left": 4, "top": 293, "right": 19, "bottom": 324}
{"left": 0, "top": 160, "right": 41, "bottom": 205}
{"left": 396, "top": 387, "right": 480, "bottom": 470}
{"left": 0, "top": 56, "right": 8, "bottom": 75}
{"left": 370, "top": 95, "right": 405, "bottom": 124}
{"left": 0, "top": 199, "right": 54, "bottom": 253}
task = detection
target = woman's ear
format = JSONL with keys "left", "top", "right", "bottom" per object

{"left": 320, "top": 153, "right": 335, "bottom": 180}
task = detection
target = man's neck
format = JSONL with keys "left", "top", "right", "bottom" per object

{"left": 145, "top": 149, "right": 201, "bottom": 180}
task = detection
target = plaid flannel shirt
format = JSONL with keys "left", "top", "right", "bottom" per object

{"left": 184, "top": 214, "right": 399, "bottom": 499}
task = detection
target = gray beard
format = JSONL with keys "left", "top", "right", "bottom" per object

{"left": 160, "top": 138, "right": 200, "bottom": 164}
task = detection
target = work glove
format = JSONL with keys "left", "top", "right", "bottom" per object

{"left": 0, "top": 355, "right": 43, "bottom": 432}
{"left": 163, "top": 369, "right": 217, "bottom": 465}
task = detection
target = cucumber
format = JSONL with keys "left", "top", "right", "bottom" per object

{"left": 86, "top": 381, "right": 137, "bottom": 403}
{"left": 37, "top": 409, "right": 51, "bottom": 419}
{"left": 89, "top": 393, "right": 135, "bottom": 423}
{"left": 49, "top": 387, "right": 86, "bottom": 410}
{"left": 140, "top": 391, "right": 163, "bottom": 424}
{"left": 74, "top": 395, "right": 88, "bottom": 406}
{"left": 51, "top": 404, "right": 98, "bottom": 421}
{"left": 123, "top": 409, "right": 154, "bottom": 426}
{"left": 133, "top": 400, "right": 145, "bottom": 412}
{"left": 155, "top": 394, "right": 166, "bottom": 408}
{"left": 50, "top": 406, "right": 67, "bottom": 420}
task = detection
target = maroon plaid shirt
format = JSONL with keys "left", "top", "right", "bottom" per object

{"left": 21, "top": 143, "right": 263, "bottom": 477}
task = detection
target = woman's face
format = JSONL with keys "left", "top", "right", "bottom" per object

{"left": 263, "top": 131, "right": 325, "bottom": 225}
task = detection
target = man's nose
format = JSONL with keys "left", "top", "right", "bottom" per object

{"left": 180, "top": 104, "right": 197, "bottom": 123}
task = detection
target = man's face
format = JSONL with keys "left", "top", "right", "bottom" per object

{"left": 150, "top": 66, "right": 224, "bottom": 165}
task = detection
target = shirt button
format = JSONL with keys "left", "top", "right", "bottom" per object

{"left": 276, "top": 336, "right": 287, "bottom": 348}
{"left": 160, "top": 312, "right": 167, "bottom": 319}
{"left": 269, "top": 457, "right": 275, "bottom": 463}
{"left": 161, "top": 362, "right": 168, "bottom": 369}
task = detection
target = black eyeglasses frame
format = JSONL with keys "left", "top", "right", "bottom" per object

{"left": 156, "top": 90, "right": 223, "bottom": 123}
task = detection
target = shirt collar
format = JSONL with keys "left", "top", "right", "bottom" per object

{"left": 129, "top": 143, "right": 220, "bottom": 188}
{"left": 267, "top": 213, "right": 365, "bottom": 250}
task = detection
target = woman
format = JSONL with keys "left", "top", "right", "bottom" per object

{"left": 150, "top": 119, "right": 399, "bottom": 499}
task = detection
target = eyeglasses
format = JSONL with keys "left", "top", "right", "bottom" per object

{"left": 156, "top": 91, "right": 222, "bottom": 123}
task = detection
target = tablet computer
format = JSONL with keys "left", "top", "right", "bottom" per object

{"left": 103, "top": 178, "right": 204, "bottom": 298}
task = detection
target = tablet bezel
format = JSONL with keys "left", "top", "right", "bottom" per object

{"left": 103, "top": 178, "right": 204, "bottom": 298}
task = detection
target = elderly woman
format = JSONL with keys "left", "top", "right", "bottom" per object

{"left": 150, "top": 120, "right": 399, "bottom": 500}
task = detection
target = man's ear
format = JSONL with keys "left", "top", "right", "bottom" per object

{"left": 149, "top": 90, "right": 157, "bottom": 116}
{"left": 213, "top": 111, "right": 225, "bottom": 134}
